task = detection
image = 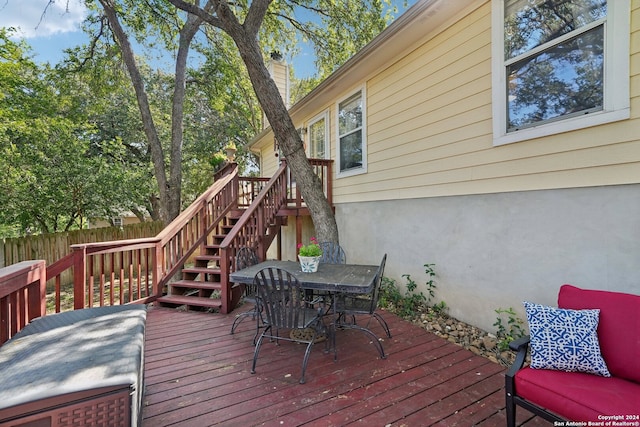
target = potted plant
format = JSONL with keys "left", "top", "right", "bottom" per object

{"left": 297, "top": 237, "right": 323, "bottom": 273}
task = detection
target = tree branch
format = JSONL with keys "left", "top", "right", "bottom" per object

{"left": 167, "top": 0, "right": 224, "bottom": 30}
{"left": 244, "top": 0, "right": 272, "bottom": 36}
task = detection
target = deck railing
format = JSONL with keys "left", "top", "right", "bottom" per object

{"left": 44, "top": 167, "right": 240, "bottom": 312}
{"left": 4, "top": 158, "right": 334, "bottom": 317}
{"left": 0, "top": 260, "right": 46, "bottom": 344}
{"left": 217, "top": 162, "right": 288, "bottom": 309}
{"left": 285, "top": 158, "right": 334, "bottom": 208}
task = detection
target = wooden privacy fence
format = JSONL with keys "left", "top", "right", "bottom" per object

{"left": 1, "top": 222, "right": 164, "bottom": 288}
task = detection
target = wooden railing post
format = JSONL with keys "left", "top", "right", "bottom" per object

{"left": 26, "top": 260, "right": 46, "bottom": 322}
{"left": 0, "top": 260, "right": 46, "bottom": 344}
{"left": 72, "top": 246, "right": 86, "bottom": 310}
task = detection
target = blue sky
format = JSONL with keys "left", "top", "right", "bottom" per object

{"left": 1, "top": 0, "right": 416, "bottom": 79}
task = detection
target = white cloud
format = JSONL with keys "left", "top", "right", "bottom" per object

{"left": 0, "top": 0, "right": 88, "bottom": 38}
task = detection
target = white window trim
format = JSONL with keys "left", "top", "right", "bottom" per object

{"left": 307, "top": 110, "right": 329, "bottom": 159}
{"left": 336, "top": 87, "right": 367, "bottom": 178}
{"left": 491, "top": 0, "right": 630, "bottom": 147}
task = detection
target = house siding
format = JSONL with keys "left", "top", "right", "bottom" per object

{"left": 337, "top": 1, "right": 640, "bottom": 203}
{"left": 253, "top": 0, "right": 640, "bottom": 332}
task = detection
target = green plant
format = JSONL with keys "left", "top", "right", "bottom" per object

{"left": 432, "top": 300, "right": 448, "bottom": 314}
{"left": 379, "top": 263, "right": 443, "bottom": 319}
{"left": 493, "top": 307, "right": 527, "bottom": 351}
{"left": 379, "top": 276, "right": 402, "bottom": 308}
{"left": 297, "top": 237, "right": 322, "bottom": 257}
{"left": 399, "top": 273, "right": 427, "bottom": 318}
{"left": 423, "top": 263, "right": 436, "bottom": 304}
{"left": 209, "top": 152, "right": 227, "bottom": 170}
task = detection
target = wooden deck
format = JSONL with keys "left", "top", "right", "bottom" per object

{"left": 142, "top": 305, "right": 549, "bottom": 427}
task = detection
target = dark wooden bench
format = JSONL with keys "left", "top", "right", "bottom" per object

{"left": 0, "top": 305, "right": 147, "bottom": 427}
{"left": 505, "top": 284, "right": 640, "bottom": 425}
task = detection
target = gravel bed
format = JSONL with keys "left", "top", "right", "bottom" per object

{"left": 399, "top": 307, "right": 524, "bottom": 367}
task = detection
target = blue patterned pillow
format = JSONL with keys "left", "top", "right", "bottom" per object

{"left": 523, "top": 301, "right": 611, "bottom": 377}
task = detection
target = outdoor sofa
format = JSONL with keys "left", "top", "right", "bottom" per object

{"left": 505, "top": 284, "right": 640, "bottom": 425}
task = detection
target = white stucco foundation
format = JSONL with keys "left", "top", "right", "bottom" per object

{"left": 334, "top": 184, "right": 640, "bottom": 333}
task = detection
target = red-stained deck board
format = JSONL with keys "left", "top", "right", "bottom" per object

{"left": 142, "top": 305, "right": 547, "bottom": 426}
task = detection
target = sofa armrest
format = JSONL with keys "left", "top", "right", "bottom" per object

{"left": 508, "top": 335, "right": 530, "bottom": 352}
{"left": 506, "top": 335, "right": 530, "bottom": 379}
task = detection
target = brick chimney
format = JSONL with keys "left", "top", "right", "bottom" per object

{"left": 264, "top": 51, "right": 290, "bottom": 130}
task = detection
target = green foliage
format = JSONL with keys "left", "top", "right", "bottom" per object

{"left": 0, "top": 29, "right": 153, "bottom": 235}
{"left": 0, "top": 1, "right": 409, "bottom": 234}
{"left": 297, "top": 237, "right": 322, "bottom": 257}
{"left": 379, "top": 263, "right": 444, "bottom": 319}
{"left": 493, "top": 307, "right": 527, "bottom": 351}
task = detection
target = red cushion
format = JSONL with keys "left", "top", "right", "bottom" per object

{"left": 515, "top": 367, "right": 640, "bottom": 421}
{"left": 557, "top": 284, "right": 640, "bottom": 383}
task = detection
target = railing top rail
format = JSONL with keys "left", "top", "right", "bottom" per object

{"left": 69, "top": 237, "right": 159, "bottom": 251}
{"left": 156, "top": 166, "right": 238, "bottom": 244}
{"left": 0, "top": 260, "right": 46, "bottom": 298}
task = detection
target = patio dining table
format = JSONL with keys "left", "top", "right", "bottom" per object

{"left": 229, "top": 260, "right": 378, "bottom": 294}
{"left": 229, "top": 259, "right": 380, "bottom": 358}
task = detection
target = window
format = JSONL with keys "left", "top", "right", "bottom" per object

{"left": 337, "top": 89, "right": 367, "bottom": 175}
{"left": 492, "top": 0, "right": 629, "bottom": 145}
{"left": 308, "top": 112, "right": 328, "bottom": 159}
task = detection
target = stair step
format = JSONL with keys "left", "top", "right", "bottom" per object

{"left": 156, "top": 295, "right": 222, "bottom": 309}
{"left": 195, "top": 254, "right": 220, "bottom": 261}
{"left": 182, "top": 267, "right": 221, "bottom": 275}
{"left": 171, "top": 280, "right": 222, "bottom": 291}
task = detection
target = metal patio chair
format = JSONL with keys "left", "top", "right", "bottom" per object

{"left": 310, "top": 242, "right": 347, "bottom": 304}
{"left": 318, "top": 242, "right": 346, "bottom": 264}
{"left": 230, "top": 247, "right": 261, "bottom": 339}
{"left": 334, "top": 254, "right": 390, "bottom": 359}
{"left": 251, "top": 267, "right": 329, "bottom": 384}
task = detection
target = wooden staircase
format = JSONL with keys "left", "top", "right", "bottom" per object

{"left": 152, "top": 158, "right": 332, "bottom": 313}
{"left": 156, "top": 207, "right": 285, "bottom": 312}
{"left": 156, "top": 209, "right": 243, "bottom": 311}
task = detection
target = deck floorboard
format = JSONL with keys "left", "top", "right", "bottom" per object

{"left": 142, "top": 305, "right": 548, "bottom": 426}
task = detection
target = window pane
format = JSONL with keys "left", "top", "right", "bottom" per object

{"left": 339, "top": 130, "right": 362, "bottom": 171}
{"left": 310, "top": 118, "right": 325, "bottom": 158}
{"left": 505, "top": 0, "right": 606, "bottom": 60}
{"left": 507, "top": 25, "right": 603, "bottom": 131}
{"left": 339, "top": 92, "right": 362, "bottom": 135}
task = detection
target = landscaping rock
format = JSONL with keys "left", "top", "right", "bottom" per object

{"left": 400, "top": 306, "right": 525, "bottom": 367}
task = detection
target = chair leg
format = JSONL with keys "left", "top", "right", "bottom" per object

{"left": 251, "top": 327, "right": 270, "bottom": 374}
{"left": 299, "top": 333, "right": 317, "bottom": 384}
{"left": 343, "top": 324, "right": 386, "bottom": 359}
{"left": 230, "top": 309, "right": 256, "bottom": 334}
{"left": 505, "top": 376, "right": 517, "bottom": 427}
{"left": 373, "top": 313, "right": 391, "bottom": 338}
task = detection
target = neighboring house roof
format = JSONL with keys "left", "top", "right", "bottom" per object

{"left": 250, "top": 0, "right": 482, "bottom": 146}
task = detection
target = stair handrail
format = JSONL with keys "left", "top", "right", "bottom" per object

{"left": 43, "top": 166, "right": 239, "bottom": 311}
{"left": 217, "top": 162, "right": 289, "bottom": 311}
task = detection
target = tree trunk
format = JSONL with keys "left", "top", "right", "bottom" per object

{"left": 98, "top": 0, "right": 202, "bottom": 224}
{"left": 167, "top": 0, "right": 339, "bottom": 243}
{"left": 237, "top": 39, "right": 339, "bottom": 243}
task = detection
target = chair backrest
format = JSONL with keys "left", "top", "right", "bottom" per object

{"left": 318, "top": 242, "right": 346, "bottom": 264}
{"left": 558, "top": 284, "right": 640, "bottom": 383}
{"left": 368, "top": 254, "right": 388, "bottom": 314}
{"left": 254, "top": 267, "right": 310, "bottom": 329}
{"left": 236, "top": 246, "right": 259, "bottom": 271}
